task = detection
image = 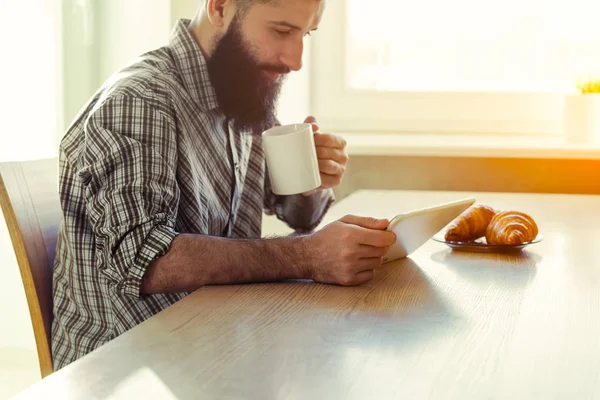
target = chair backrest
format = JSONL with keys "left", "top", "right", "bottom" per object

{"left": 0, "top": 158, "right": 61, "bottom": 378}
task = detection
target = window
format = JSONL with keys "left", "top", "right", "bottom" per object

{"left": 311, "top": 0, "right": 600, "bottom": 135}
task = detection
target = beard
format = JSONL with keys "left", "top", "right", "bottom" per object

{"left": 206, "top": 16, "right": 289, "bottom": 134}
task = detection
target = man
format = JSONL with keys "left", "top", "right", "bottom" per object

{"left": 52, "top": 0, "right": 396, "bottom": 369}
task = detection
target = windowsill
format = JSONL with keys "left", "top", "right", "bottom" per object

{"left": 342, "top": 133, "right": 600, "bottom": 160}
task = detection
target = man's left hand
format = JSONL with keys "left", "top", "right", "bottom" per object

{"left": 304, "top": 116, "right": 348, "bottom": 195}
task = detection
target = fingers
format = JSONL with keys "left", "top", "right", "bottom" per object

{"left": 357, "top": 228, "right": 396, "bottom": 248}
{"left": 304, "top": 115, "right": 317, "bottom": 124}
{"left": 314, "top": 133, "right": 346, "bottom": 149}
{"left": 357, "top": 245, "right": 390, "bottom": 259}
{"left": 340, "top": 215, "right": 389, "bottom": 230}
{"left": 340, "top": 215, "right": 396, "bottom": 247}
{"left": 353, "top": 269, "right": 376, "bottom": 285}
{"left": 340, "top": 269, "right": 375, "bottom": 286}
{"left": 358, "top": 257, "right": 385, "bottom": 270}
{"left": 303, "top": 116, "right": 346, "bottom": 150}
{"left": 318, "top": 159, "right": 345, "bottom": 176}
{"left": 316, "top": 147, "right": 349, "bottom": 166}
{"left": 305, "top": 119, "right": 348, "bottom": 191}
{"left": 320, "top": 174, "right": 342, "bottom": 189}
{"left": 304, "top": 116, "right": 319, "bottom": 132}
{"left": 337, "top": 216, "right": 396, "bottom": 247}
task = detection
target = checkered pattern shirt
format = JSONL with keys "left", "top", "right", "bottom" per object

{"left": 52, "top": 19, "right": 334, "bottom": 370}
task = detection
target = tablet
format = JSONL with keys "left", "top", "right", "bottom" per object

{"left": 382, "top": 197, "right": 476, "bottom": 263}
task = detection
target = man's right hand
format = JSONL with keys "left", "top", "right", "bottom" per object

{"left": 304, "top": 215, "right": 397, "bottom": 286}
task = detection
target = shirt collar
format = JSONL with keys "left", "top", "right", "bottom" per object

{"left": 169, "top": 19, "right": 219, "bottom": 111}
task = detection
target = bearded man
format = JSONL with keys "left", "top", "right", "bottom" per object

{"left": 52, "top": 0, "right": 395, "bottom": 369}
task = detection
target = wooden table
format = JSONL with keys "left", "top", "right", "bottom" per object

{"left": 16, "top": 190, "right": 600, "bottom": 399}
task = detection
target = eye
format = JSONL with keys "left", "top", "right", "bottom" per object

{"left": 274, "top": 29, "right": 292, "bottom": 37}
{"left": 304, "top": 31, "right": 312, "bottom": 38}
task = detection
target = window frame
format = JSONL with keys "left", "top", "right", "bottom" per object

{"left": 310, "top": 0, "right": 566, "bottom": 136}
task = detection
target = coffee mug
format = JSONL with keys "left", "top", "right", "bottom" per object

{"left": 262, "top": 123, "right": 321, "bottom": 195}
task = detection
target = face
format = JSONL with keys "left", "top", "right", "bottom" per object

{"left": 206, "top": 0, "right": 324, "bottom": 134}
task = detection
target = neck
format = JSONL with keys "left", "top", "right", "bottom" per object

{"left": 188, "top": 12, "right": 218, "bottom": 58}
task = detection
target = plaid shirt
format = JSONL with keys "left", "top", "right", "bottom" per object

{"left": 52, "top": 19, "right": 334, "bottom": 369}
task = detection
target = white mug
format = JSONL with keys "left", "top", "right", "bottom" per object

{"left": 261, "top": 123, "right": 321, "bottom": 195}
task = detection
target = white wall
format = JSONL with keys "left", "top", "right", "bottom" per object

{"left": 62, "top": 0, "right": 98, "bottom": 129}
{"left": 274, "top": 47, "right": 311, "bottom": 124}
{"left": 62, "top": 0, "right": 172, "bottom": 131}
{"left": 97, "top": 0, "right": 172, "bottom": 83}
{"left": 0, "top": 1, "right": 62, "bottom": 162}
{"left": 171, "top": 0, "right": 199, "bottom": 25}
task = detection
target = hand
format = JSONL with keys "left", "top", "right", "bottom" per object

{"left": 304, "top": 215, "right": 397, "bottom": 286}
{"left": 303, "top": 116, "right": 348, "bottom": 196}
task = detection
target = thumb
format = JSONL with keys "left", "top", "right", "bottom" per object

{"left": 304, "top": 115, "right": 319, "bottom": 132}
{"left": 340, "top": 215, "right": 389, "bottom": 230}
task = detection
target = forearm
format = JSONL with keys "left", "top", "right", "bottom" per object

{"left": 141, "top": 233, "right": 311, "bottom": 294}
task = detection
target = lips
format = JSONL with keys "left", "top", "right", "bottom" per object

{"left": 263, "top": 71, "right": 281, "bottom": 81}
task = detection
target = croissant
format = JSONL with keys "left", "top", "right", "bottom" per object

{"left": 445, "top": 204, "right": 497, "bottom": 242}
{"left": 485, "top": 211, "right": 538, "bottom": 245}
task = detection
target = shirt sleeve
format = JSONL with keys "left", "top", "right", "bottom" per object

{"left": 76, "top": 93, "right": 180, "bottom": 298}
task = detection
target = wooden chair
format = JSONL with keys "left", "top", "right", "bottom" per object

{"left": 0, "top": 158, "right": 61, "bottom": 378}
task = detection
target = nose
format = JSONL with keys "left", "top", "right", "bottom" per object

{"left": 279, "top": 39, "right": 304, "bottom": 72}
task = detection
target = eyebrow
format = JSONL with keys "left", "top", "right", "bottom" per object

{"left": 270, "top": 21, "right": 319, "bottom": 31}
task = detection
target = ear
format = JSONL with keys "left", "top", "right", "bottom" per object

{"left": 205, "top": 0, "right": 236, "bottom": 28}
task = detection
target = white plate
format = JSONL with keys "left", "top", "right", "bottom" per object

{"left": 432, "top": 234, "right": 544, "bottom": 253}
